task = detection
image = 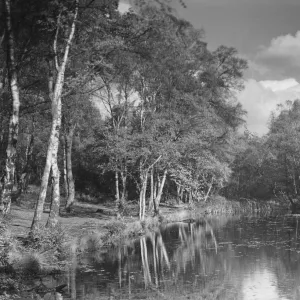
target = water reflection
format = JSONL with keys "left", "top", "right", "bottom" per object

{"left": 22, "top": 215, "right": 300, "bottom": 299}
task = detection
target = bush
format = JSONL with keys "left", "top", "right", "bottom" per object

{"left": 104, "top": 220, "right": 126, "bottom": 236}
{"left": 78, "top": 232, "right": 104, "bottom": 253}
{"left": 26, "top": 225, "right": 68, "bottom": 255}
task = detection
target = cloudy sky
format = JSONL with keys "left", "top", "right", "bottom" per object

{"left": 119, "top": 0, "right": 300, "bottom": 135}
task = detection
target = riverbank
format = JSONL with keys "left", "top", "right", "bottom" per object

{"left": 8, "top": 192, "right": 287, "bottom": 241}
{"left": 0, "top": 190, "right": 289, "bottom": 299}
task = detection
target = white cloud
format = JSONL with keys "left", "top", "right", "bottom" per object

{"left": 238, "top": 78, "right": 300, "bottom": 136}
{"left": 256, "top": 31, "right": 300, "bottom": 69}
{"left": 260, "top": 78, "right": 299, "bottom": 92}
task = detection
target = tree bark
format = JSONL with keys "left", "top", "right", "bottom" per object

{"left": 204, "top": 177, "right": 214, "bottom": 202}
{"left": 154, "top": 169, "right": 167, "bottom": 214}
{"left": 148, "top": 167, "right": 154, "bottom": 211}
{"left": 115, "top": 170, "right": 120, "bottom": 212}
{"left": 65, "top": 123, "right": 76, "bottom": 211}
{"left": 120, "top": 169, "right": 127, "bottom": 206}
{"left": 139, "top": 172, "right": 148, "bottom": 221}
{"left": 0, "top": 0, "right": 21, "bottom": 215}
{"left": 31, "top": 0, "right": 78, "bottom": 231}
{"left": 31, "top": 94, "right": 62, "bottom": 230}
{"left": 46, "top": 156, "right": 60, "bottom": 228}
{"left": 63, "top": 140, "right": 69, "bottom": 198}
{"left": 17, "top": 123, "right": 35, "bottom": 195}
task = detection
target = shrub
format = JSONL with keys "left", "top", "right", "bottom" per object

{"left": 78, "top": 232, "right": 104, "bottom": 253}
{"left": 104, "top": 220, "right": 126, "bottom": 236}
{"left": 26, "top": 225, "right": 68, "bottom": 254}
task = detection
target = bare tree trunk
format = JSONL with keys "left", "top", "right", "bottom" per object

{"left": 139, "top": 172, "right": 148, "bottom": 221}
{"left": 154, "top": 169, "right": 167, "bottom": 214}
{"left": 115, "top": 170, "right": 120, "bottom": 212}
{"left": 65, "top": 123, "right": 76, "bottom": 211}
{"left": 17, "top": 121, "right": 35, "bottom": 195}
{"left": 31, "top": 97, "right": 62, "bottom": 230}
{"left": 120, "top": 166, "right": 127, "bottom": 206}
{"left": 188, "top": 190, "right": 192, "bottom": 203}
{"left": 46, "top": 157, "right": 60, "bottom": 228}
{"left": 149, "top": 167, "right": 154, "bottom": 211}
{"left": 176, "top": 184, "right": 182, "bottom": 204}
{"left": 0, "top": 0, "right": 20, "bottom": 215}
{"left": 204, "top": 177, "right": 214, "bottom": 202}
{"left": 31, "top": 0, "right": 78, "bottom": 231}
{"left": 63, "top": 140, "right": 68, "bottom": 197}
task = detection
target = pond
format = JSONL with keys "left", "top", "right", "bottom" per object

{"left": 24, "top": 214, "right": 300, "bottom": 299}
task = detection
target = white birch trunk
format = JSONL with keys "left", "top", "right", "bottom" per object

{"left": 46, "top": 154, "right": 60, "bottom": 228}
{"left": 0, "top": 0, "right": 21, "bottom": 215}
{"left": 31, "top": 0, "right": 78, "bottom": 231}
{"left": 154, "top": 169, "right": 167, "bottom": 214}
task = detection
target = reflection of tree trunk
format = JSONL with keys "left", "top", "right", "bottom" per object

{"left": 0, "top": 0, "right": 21, "bottom": 215}
{"left": 70, "top": 248, "right": 77, "bottom": 300}
{"left": 206, "top": 221, "right": 218, "bottom": 254}
{"left": 140, "top": 237, "right": 151, "bottom": 287}
{"left": 151, "top": 234, "right": 158, "bottom": 287}
{"left": 118, "top": 247, "right": 122, "bottom": 288}
{"left": 157, "top": 233, "right": 170, "bottom": 269}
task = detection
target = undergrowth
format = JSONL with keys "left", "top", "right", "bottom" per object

{"left": 0, "top": 218, "right": 71, "bottom": 298}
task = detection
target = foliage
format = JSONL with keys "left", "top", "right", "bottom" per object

{"left": 227, "top": 99, "right": 300, "bottom": 203}
{"left": 0, "top": 0, "right": 249, "bottom": 223}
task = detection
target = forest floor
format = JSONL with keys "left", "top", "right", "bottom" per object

{"left": 8, "top": 185, "right": 192, "bottom": 239}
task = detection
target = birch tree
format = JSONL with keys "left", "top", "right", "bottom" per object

{"left": 0, "top": 0, "right": 20, "bottom": 215}
{"left": 32, "top": 0, "right": 79, "bottom": 230}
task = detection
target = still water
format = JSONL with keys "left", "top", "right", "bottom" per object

{"left": 28, "top": 214, "right": 300, "bottom": 299}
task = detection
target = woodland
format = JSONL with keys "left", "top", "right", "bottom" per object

{"left": 0, "top": 0, "right": 296, "bottom": 233}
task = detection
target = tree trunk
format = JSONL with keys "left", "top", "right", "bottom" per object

{"left": 65, "top": 124, "right": 76, "bottom": 211}
{"left": 148, "top": 167, "right": 154, "bottom": 211}
{"left": 115, "top": 170, "right": 120, "bottom": 212}
{"left": 204, "top": 177, "right": 214, "bottom": 202}
{"left": 120, "top": 168, "right": 127, "bottom": 206}
{"left": 17, "top": 124, "right": 35, "bottom": 195}
{"left": 154, "top": 169, "right": 167, "bottom": 214}
{"left": 31, "top": 96, "right": 62, "bottom": 230}
{"left": 31, "top": 0, "right": 78, "bottom": 231}
{"left": 0, "top": 0, "right": 21, "bottom": 215}
{"left": 46, "top": 156, "right": 60, "bottom": 228}
{"left": 139, "top": 172, "right": 148, "bottom": 221}
{"left": 63, "top": 140, "right": 68, "bottom": 197}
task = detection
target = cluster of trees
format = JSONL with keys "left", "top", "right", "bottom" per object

{"left": 227, "top": 99, "right": 300, "bottom": 206}
{"left": 0, "top": 0, "right": 248, "bottom": 229}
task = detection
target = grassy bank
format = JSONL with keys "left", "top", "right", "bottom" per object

{"left": 0, "top": 188, "right": 289, "bottom": 298}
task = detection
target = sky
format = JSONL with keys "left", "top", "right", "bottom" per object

{"left": 119, "top": 0, "right": 300, "bottom": 135}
